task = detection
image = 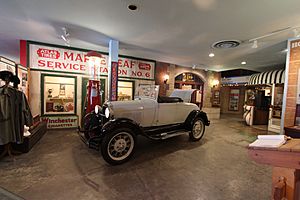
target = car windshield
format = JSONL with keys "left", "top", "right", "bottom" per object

{"left": 134, "top": 85, "right": 159, "bottom": 100}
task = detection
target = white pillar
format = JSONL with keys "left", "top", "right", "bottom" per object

{"left": 108, "top": 40, "right": 119, "bottom": 101}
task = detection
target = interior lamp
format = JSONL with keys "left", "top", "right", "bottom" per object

{"left": 212, "top": 79, "right": 219, "bottom": 87}
{"left": 163, "top": 74, "right": 169, "bottom": 84}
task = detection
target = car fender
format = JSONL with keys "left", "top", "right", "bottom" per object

{"left": 102, "top": 118, "right": 143, "bottom": 135}
{"left": 184, "top": 110, "right": 210, "bottom": 130}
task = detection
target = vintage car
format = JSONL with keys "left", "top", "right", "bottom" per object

{"left": 79, "top": 85, "right": 210, "bottom": 165}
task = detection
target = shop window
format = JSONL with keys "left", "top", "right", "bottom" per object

{"left": 118, "top": 81, "right": 134, "bottom": 101}
{"left": 42, "top": 75, "right": 76, "bottom": 115}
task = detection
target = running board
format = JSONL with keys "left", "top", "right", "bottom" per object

{"left": 146, "top": 129, "right": 189, "bottom": 140}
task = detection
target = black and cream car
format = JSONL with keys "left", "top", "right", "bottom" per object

{"left": 79, "top": 85, "right": 210, "bottom": 165}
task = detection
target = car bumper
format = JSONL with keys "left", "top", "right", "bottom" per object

{"left": 77, "top": 127, "right": 102, "bottom": 150}
{"left": 77, "top": 127, "right": 89, "bottom": 145}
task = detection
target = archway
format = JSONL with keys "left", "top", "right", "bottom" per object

{"left": 174, "top": 72, "right": 204, "bottom": 108}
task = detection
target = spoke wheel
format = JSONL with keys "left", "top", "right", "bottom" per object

{"left": 189, "top": 118, "right": 205, "bottom": 141}
{"left": 101, "top": 128, "right": 136, "bottom": 165}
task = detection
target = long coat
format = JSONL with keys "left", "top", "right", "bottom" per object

{"left": 0, "top": 86, "right": 33, "bottom": 145}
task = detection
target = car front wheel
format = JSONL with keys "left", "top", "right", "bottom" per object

{"left": 189, "top": 118, "right": 205, "bottom": 141}
{"left": 101, "top": 128, "right": 136, "bottom": 165}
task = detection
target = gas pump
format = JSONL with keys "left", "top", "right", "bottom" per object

{"left": 86, "top": 80, "right": 101, "bottom": 114}
{"left": 80, "top": 51, "right": 103, "bottom": 132}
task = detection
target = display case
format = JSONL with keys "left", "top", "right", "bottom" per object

{"left": 42, "top": 74, "right": 76, "bottom": 115}
{"left": 117, "top": 80, "right": 134, "bottom": 101}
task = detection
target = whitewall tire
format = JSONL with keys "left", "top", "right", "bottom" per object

{"left": 101, "top": 128, "right": 136, "bottom": 165}
{"left": 189, "top": 118, "right": 205, "bottom": 141}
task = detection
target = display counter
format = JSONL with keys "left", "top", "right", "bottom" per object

{"left": 248, "top": 139, "right": 300, "bottom": 200}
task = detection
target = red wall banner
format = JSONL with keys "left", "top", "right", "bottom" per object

{"left": 110, "top": 62, "right": 118, "bottom": 101}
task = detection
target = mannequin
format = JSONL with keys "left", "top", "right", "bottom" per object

{"left": 0, "top": 71, "right": 14, "bottom": 158}
{"left": 0, "top": 71, "right": 33, "bottom": 159}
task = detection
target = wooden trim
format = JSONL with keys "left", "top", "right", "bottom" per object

{"left": 248, "top": 149, "right": 300, "bottom": 169}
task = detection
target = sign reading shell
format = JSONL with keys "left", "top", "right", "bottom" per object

{"left": 29, "top": 44, "right": 155, "bottom": 80}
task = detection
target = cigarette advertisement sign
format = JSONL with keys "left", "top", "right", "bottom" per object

{"left": 41, "top": 115, "right": 78, "bottom": 129}
{"left": 110, "top": 62, "right": 118, "bottom": 101}
{"left": 29, "top": 43, "right": 155, "bottom": 80}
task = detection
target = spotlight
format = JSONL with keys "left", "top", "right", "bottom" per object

{"left": 252, "top": 40, "right": 258, "bottom": 48}
{"left": 209, "top": 53, "right": 215, "bottom": 57}
{"left": 241, "top": 61, "right": 246, "bottom": 65}
{"left": 61, "top": 27, "right": 70, "bottom": 46}
{"left": 293, "top": 29, "right": 300, "bottom": 38}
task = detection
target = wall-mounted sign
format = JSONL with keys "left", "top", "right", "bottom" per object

{"left": 110, "top": 61, "right": 118, "bottom": 101}
{"left": 221, "top": 76, "right": 250, "bottom": 85}
{"left": 29, "top": 44, "right": 155, "bottom": 80}
{"left": 0, "top": 56, "right": 16, "bottom": 75}
{"left": 41, "top": 115, "right": 78, "bottom": 129}
{"left": 17, "top": 64, "right": 29, "bottom": 98}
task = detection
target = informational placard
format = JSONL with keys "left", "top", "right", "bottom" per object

{"left": 17, "top": 64, "right": 29, "bottom": 98}
{"left": 29, "top": 43, "right": 155, "bottom": 80}
{"left": 41, "top": 115, "right": 78, "bottom": 129}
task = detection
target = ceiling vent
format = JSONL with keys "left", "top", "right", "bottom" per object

{"left": 212, "top": 40, "right": 241, "bottom": 49}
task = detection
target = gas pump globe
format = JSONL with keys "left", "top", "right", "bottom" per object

{"left": 85, "top": 51, "right": 103, "bottom": 114}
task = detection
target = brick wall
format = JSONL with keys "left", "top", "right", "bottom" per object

{"left": 155, "top": 61, "right": 170, "bottom": 96}
{"left": 285, "top": 39, "right": 300, "bottom": 126}
{"left": 155, "top": 61, "right": 221, "bottom": 108}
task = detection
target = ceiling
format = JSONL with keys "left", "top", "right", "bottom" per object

{"left": 1, "top": 0, "right": 300, "bottom": 72}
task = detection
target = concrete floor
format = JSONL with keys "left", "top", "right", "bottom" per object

{"left": 0, "top": 115, "right": 273, "bottom": 200}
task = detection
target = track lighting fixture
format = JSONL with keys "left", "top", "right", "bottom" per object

{"left": 293, "top": 29, "right": 300, "bottom": 38}
{"left": 61, "top": 27, "right": 70, "bottom": 46}
{"left": 252, "top": 40, "right": 258, "bottom": 48}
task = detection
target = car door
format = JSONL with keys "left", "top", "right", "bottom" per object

{"left": 139, "top": 98, "right": 157, "bottom": 127}
{"left": 156, "top": 102, "right": 178, "bottom": 126}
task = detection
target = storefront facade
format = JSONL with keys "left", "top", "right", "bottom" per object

{"left": 20, "top": 41, "right": 155, "bottom": 128}
{"left": 244, "top": 69, "right": 285, "bottom": 133}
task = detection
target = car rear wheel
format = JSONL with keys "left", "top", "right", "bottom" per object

{"left": 189, "top": 118, "right": 205, "bottom": 141}
{"left": 101, "top": 128, "right": 136, "bottom": 165}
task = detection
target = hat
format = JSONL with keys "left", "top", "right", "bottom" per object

{"left": 0, "top": 70, "right": 14, "bottom": 81}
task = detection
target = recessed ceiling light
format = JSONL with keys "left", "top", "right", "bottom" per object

{"left": 128, "top": 4, "right": 138, "bottom": 11}
{"left": 209, "top": 53, "right": 215, "bottom": 57}
{"left": 241, "top": 61, "right": 246, "bottom": 65}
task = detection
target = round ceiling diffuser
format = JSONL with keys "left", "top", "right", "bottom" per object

{"left": 212, "top": 40, "right": 241, "bottom": 49}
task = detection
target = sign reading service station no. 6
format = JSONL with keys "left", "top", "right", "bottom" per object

{"left": 29, "top": 44, "right": 155, "bottom": 80}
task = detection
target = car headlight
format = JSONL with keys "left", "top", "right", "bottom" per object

{"left": 94, "top": 105, "right": 101, "bottom": 114}
{"left": 105, "top": 107, "right": 110, "bottom": 118}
